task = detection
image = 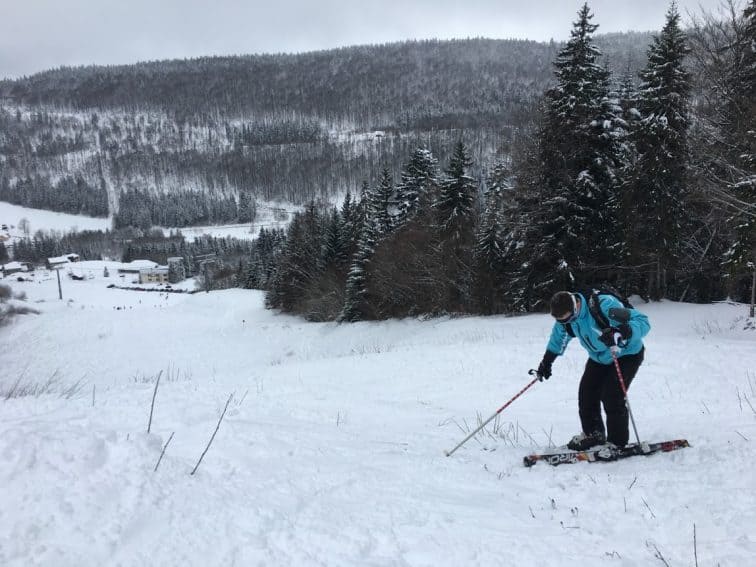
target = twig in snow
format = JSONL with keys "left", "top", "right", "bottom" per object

{"left": 642, "top": 497, "right": 656, "bottom": 519}
{"left": 154, "top": 432, "right": 175, "bottom": 472}
{"left": 529, "top": 506, "right": 536, "bottom": 518}
{"left": 744, "top": 394, "right": 756, "bottom": 416}
{"left": 649, "top": 542, "right": 671, "bottom": 567}
{"left": 735, "top": 430, "right": 749, "bottom": 441}
{"left": 700, "top": 400, "right": 710, "bottom": 414}
{"left": 190, "top": 393, "right": 233, "bottom": 476}
{"left": 92, "top": 384, "right": 96, "bottom": 407}
{"left": 737, "top": 388, "right": 743, "bottom": 412}
{"left": 517, "top": 423, "right": 538, "bottom": 446}
{"left": 147, "top": 370, "right": 162, "bottom": 434}
{"left": 627, "top": 476, "right": 638, "bottom": 490}
{"left": 624, "top": 497, "right": 627, "bottom": 513}
{"left": 542, "top": 425, "right": 554, "bottom": 447}
{"left": 237, "top": 389, "right": 249, "bottom": 406}
{"left": 559, "top": 521, "right": 579, "bottom": 530}
{"left": 694, "top": 523, "right": 699, "bottom": 567}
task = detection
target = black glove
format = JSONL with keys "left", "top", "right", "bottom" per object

{"left": 537, "top": 350, "right": 557, "bottom": 381}
{"left": 599, "top": 324, "right": 632, "bottom": 347}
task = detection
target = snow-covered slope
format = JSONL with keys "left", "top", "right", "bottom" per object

{"left": 0, "top": 273, "right": 754, "bottom": 566}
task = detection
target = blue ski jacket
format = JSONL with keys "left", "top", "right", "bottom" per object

{"left": 546, "top": 293, "right": 650, "bottom": 365}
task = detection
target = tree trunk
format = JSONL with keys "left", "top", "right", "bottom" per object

{"left": 750, "top": 264, "right": 755, "bottom": 319}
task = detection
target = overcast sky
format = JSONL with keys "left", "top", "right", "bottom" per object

{"left": 0, "top": 0, "right": 728, "bottom": 79}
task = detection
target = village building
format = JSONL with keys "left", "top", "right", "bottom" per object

{"left": 46, "top": 253, "right": 80, "bottom": 269}
{"left": 117, "top": 259, "right": 159, "bottom": 277}
{"left": 1, "top": 261, "right": 27, "bottom": 277}
{"left": 139, "top": 267, "right": 170, "bottom": 284}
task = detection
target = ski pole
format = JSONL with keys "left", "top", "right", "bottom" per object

{"left": 445, "top": 371, "right": 540, "bottom": 457}
{"left": 610, "top": 347, "right": 642, "bottom": 447}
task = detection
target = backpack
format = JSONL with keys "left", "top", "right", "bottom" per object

{"left": 563, "top": 285, "right": 633, "bottom": 336}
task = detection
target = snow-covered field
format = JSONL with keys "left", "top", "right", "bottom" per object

{"left": 0, "top": 200, "right": 296, "bottom": 244}
{"left": 0, "top": 200, "right": 111, "bottom": 239}
{"left": 1, "top": 271, "right": 754, "bottom": 566}
{"left": 165, "top": 205, "right": 298, "bottom": 242}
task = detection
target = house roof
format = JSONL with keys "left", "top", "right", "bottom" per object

{"left": 47, "top": 255, "right": 72, "bottom": 264}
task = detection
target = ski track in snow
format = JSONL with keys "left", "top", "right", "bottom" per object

{"left": 0, "top": 269, "right": 754, "bottom": 566}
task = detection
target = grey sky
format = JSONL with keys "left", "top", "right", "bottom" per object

{"left": 0, "top": 0, "right": 728, "bottom": 79}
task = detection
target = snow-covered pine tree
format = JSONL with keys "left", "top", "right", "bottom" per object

{"left": 436, "top": 141, "right": 477, "bottom": 311}
{"left": 319, "top": 209, "right": 344, "bottom": 271}
{"left": 393, "top": 147, "right": 439, "bottom": 227}
{"left": 437, "top": 141, "right": 476, "bottom": 243}
{"left": 515, "top": 3, "right": 624, "bottom": 305}
{"left": 372, "top": 168, "right": 395, "bottom": 236}
{"left": 265, "top": 204, "right": 323, "bottom": 312}
{"left": 625, "top": 3, "right": 691, "bottom": 299}
{"left": 340, "top": 190, "right": 379, "bottom": 322}
{"left": 473, "top": 160, "right": 511, "bottom": 314}
{"left": 722, "top": 0, "right": 756, "bottom": 309}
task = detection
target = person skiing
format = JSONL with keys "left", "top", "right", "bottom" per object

{"left": 535, "top": 290, "right": 650, "bottom": 451}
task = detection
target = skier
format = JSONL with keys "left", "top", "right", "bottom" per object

{"left": 535, "top": 290, "right": 650, "bottom": 451}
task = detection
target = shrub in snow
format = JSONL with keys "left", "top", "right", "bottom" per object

{"left": 0, "top": 283, "right": 39, "bottom": 325}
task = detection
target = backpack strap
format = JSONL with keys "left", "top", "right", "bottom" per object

{"left": 585, "top": 290, "right": 611, "bottom": 329}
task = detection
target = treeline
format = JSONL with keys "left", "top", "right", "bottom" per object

{"left": 0, "top": 174, "right": 108, "bottom": 217}
{"left": 114, "top": 189, "right": 255, "bottom": 228}
{"left": 261, "top": 3, "right": 755, "bottom": 319}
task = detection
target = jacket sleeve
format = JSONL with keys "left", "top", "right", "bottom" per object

{"left": 546, "top": 322, "right": 572, "bottom": 356}
{"left": 603, "top": 297, "right": 650, "bottom": 341}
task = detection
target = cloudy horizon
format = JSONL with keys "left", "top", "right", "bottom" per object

{"left": 0, "top": 0, "right": 730, "bottom": 79}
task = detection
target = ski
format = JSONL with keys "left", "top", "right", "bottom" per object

{"left": 523, "top": 439, "right": 689, "bottom": 467}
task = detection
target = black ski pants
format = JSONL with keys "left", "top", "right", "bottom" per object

{"left": 578, "top": 348, "right": 644, "bottom": 447}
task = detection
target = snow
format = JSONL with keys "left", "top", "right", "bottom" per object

{"left": 161, "top": 203, "right": 299, "bottom": 242}
{"left": 0, "top": 273, "right": 754, "bottom": 566}
{"left": 0, "top": 200, "right": 296, "bottom": 243}
{"left": 0, "top": 200, "right": 111, "bottom": 238}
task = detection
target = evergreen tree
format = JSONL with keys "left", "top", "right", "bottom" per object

{"left": 472, "top": 161, "right": 511, "bottom": 313}
{"left": 393, "top": 147, "right": 439, "bottom": 226}
{"left": 515, "top": 3, "right": 624, "bottom": 305}
{"left": 625, "top": 2, "right": 691, "bottom": 299}
{"left": 722, "top": 0, "right": 756, "bottom": 307}
{"left": 436, "top": 141, "right": 477, "bottom": 310}
{"left": 437, "top": 141, "right": 476, "bottom": 242}
{"left": 238, "top": 192, "right": 254, "bottom": 223}
{"left": 372, "top": 168, "right": 395, "bottom": 235}
{"left": 266, "top": 204, "right": 322, "bottom": 312}
{"left": 341, "top": 193, "right": 378, "bottom": 321}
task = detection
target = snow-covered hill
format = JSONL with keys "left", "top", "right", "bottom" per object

{"left": 0, "top": 273, "right": 754, "bottom": 566}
